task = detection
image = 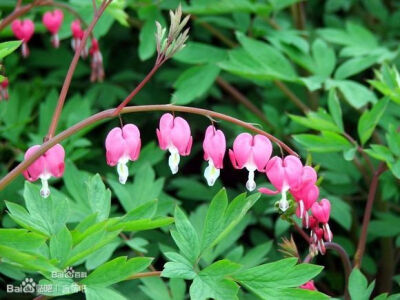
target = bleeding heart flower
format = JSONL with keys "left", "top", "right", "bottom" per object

{"left": 311, "top": 199, "right": 333, "bottom": 242}
{"left": 292, "top": 166, "right": 319, "bottom": 226}
{"left": 202, "top": 125, "right": 226, "bottom": 186}
{"left": 105, "top": 124, "right": 141, "bottom": 184}
{"left": 300, "top": 281, "right": 317, "bottom": 291}
{"left": 156, "top": 113, "right": 192, "bottom": 174}
{"left": 42, "top": 10, "right": 64, "bottom": 48}
{"left": 259, "top": 155, "right": 303, "bottom": 211}
{"left": 11, "top": 19, "right": 35, "bottom": 57}
{"left": 294, "top": 183, "right": 319, "bottom": 228}
{"left": 89, "top": 39, "right": 104, "bottom": 82}
{"left": 22, "top": 144, "right": 65, "bottom": 198}
{"left": 0, "top": 78, "right": 9, "bottom": 101}
{"left": 70, "top": 19, "right": 88, "bottom": 58}
{"left": 229, "top": 133, "right": 272, "bottom": 192}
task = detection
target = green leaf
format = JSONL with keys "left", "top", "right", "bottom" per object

{"left": 201, "top": 188, "right": 229, "bottom": 252}
{"left": 171, "top": 206, "right": 201, "bottom": 264}
{"left": 332, "top": 80, "right": 377, "bottom": 109}
{"left": 174, "top": 42, "right": 228, "bottom": 64}
{"left": 38, "top": 278, "right": 81, "bottom": 297}
{"left": 87, "top": 174, "right": 111, "bottom": 221}
{"left": 357, "top": 98, "right": 389, "bottom": 145}
{"left": 66, "top": 225, "right": 120, "bottom": 266}
{"left": 161, "top": 252, "right": 197, "bottom": 280}
{"left": 234, "top": 258, "right": 326, "bottom": 299}
{"left": 212, "top": 193, "right": 260, "bottom": 248}
{"left": 0, "top": 228, "right": 46, "bottom": 253}
{"left": 0, "top": 40, "right": 21, "bottom": 60}
{"left": 0, "top": 245, "right": 58, "bottom": 273}
{"left": 172, "top": 64, "right": 220, "bottom": 105}
{"left": 85, "top": 239, "right": 120, "bottom": 270}
{"left": 369, "top": 64, "right": 400, "bottom": 104}
{"left": 85, "top": 286, "right": 128, "bottom": 300}
{"left": 189, "top": 260, "right": 241, "bottom": 300}
{"left": 349, "top": 269, "right": 375, "bottom": 300}
{"left": 138, "top": 6, "right": 164, "bottom": 61}
{"left": 327, "top": 88, "right": 344, "bottom": 132}
{"left": 81, "top": 256, "right": 152, "bottom": 287}
{"left": 50, "top": 226, "right": 72, "bottom": 267}
{"left": 311, "top": 39, "right": 336, "bottom": 77}
{"left": 289, "top": 109, "right": 341, "bottom": 133}
{"left": 386, "top": 124, "right": 400, "bottom": 156}
{"left": 329, "top": 195, "right": 352, "bottom": 230}
{"left": 235, "top": 32, "right": 296, "bottom": 81}
{"left": 248, "top": 287, "right": 329, "bottom": 300}
{"left": 368, "top": 213, "right": 400, "bottom": 238}
{"left": 388, "top": 160, "right": 400, "bottom": 179}
{"left": 109, "top": 164, "right": 164, "bottom": 212}
{"left": 239, "top": 241, "right": 273, "bottom": 268}
{"left": 112, "top": 217, "right": 174, "bottom": 231}
{"left": 234, "top": 258, "right": 323, "bottom": 288}
{"left": 364, "top": 145, "right": 394, "bottom": 163}
{"left": 334, "top": 55, "right": 379, "bottom": 80}
{"left": 7, "top": 182, "right": 69, "bottom": 236}
{"left": 293, "top": 131, "right": 353, "bottom": 152}
{"left": 184, "top": 0, "right": 271, "bottom": 15}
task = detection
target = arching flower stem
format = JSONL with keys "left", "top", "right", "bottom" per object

{"left": 0, "top": 104, "right": 298, "bottom": 191}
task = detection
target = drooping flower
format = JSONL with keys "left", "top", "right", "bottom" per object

{"left": 0, "top": 78, "right": 9, "bottom": 101}
{"left": 300, "top": 280, "right": 317, "bottom": 291}
{"left": 202, "top": 125, "right": 226, "bottom": 186}
{"left": 311, "top": 198, "right": 333, "bottom": 242}
{"left": 42, "top": 10, "right": 64, "bottom": 48}
{"left": 22, "top": 144, "right": 65, "bottom": 198}
{"left": 259, "top": 155, "right": 303, "bottom": 211}
{"left": 294, "top": 183, "right": 319, "bottom": 228}
{"left": 11, "top": 19, "right": 35, "bottom": 57}
{"left": 156, "top": 113, "right": 192, "bottom": 174}
{"left": 105, "top": 124, "right": 141, "bottom": 184}
{"left": 291, "top": 166, "right": 319, "bottom": 226}
{"left": 89, "top": 39, "right": 104, "bottom": 82}
{"left": 229, "top": 133, "right": 272, "bottom": 192}
{"left": 70, "top": 19, "right": 88, "bottom": 58}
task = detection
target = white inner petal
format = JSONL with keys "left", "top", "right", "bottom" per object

{"left": 117, "top": 159, "right": 129, "bottom": 184}
{"left": 204, "top": 160, "right": 220, "bottom": 186}
{"left": 246, "top": 168, "right": 256, "bottom": 192}
{"left": 40, "top": 175, "right": 51, "bottom": 198}
{"left": 168, "top": 147, "right": 180, "bottom": 175}
{"left": 279, "top": 190, "right": 289, "bottom": 212}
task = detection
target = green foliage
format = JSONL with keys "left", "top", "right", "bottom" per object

{"left": 1, "top": 0, "right": 400, "bottom": 299}
{"left": 0, "top": 40, "right": 21, "bottom": 60}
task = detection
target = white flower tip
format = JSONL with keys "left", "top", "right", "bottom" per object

{"left": 117, "top": 161, "right": 129, "bottom": 185}
{"left": 279, "top": 199, "right": 289, "bottom": 212}
{"left": 40, "top": 187, "right": 50, "bottom": 198}
{"left": 204, "top": 161, "right": 220, "bottom": 186}
{"left": 246, "top": 180, "right": 256, "bottom": 192}
{"left": 168, "top": 150, "right": 180, "bottom": 175}
{"left": 40, "top": 178, "right": 50, "bottom": 198}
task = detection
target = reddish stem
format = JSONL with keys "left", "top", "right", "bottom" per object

{"left": 126, "top": 271, "right": 161, "bottom": 280}
{"left": 0, "top": 104, "right": 298, "bottom": 190}
{"left": 112, "top": 62, "right": 163, "bottom": 116}
{"left": 354, "top": 163, "right": 387, "bottom": 268}
{"left": 46, "top": 0, "right": 110, "bottom": 140}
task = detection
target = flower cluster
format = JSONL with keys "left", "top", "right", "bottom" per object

{"left": 259, "top": 155, "right": 332, "bottom": 254}
{"left": 11, "top": 13, "right": 103, "bottom": 82}
{"left": 23, "top": 113, "right": 332, "bottom": 255}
